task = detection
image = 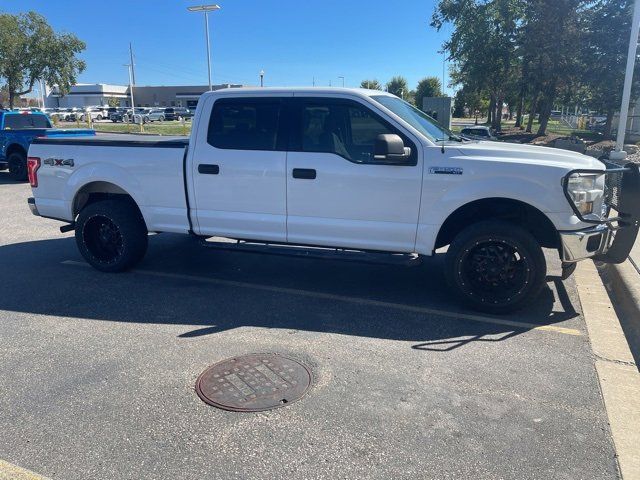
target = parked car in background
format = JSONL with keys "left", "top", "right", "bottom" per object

{"left": 26, "top": 88, "right": 640, "bottom": 314}
{"left": 0, "top": 110, "right": 94, "bottom": 180}
{"left": 147, "top": 108, "right": 167, "bottom": 122}
{"left": 174, "top": 107, "right": 194, "bottom": 120}
{"left": 164, "top": 107, "right": 193, "bottom": 121}
{"left": 60, "top": 108, "right": 81, "bottom": 122}
{"left": 79, "top": 107, "right": 107, "bottom": 122}
{"left": 460, "top": 126, "right": 498, "bottom": 141}
{"left": 123, "top": 108, "right": 150, "bottom": 124}
{"left": 109, "top": 108, "right": 129, "bottom": 123}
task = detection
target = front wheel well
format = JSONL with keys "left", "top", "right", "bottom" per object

{"left": 435, "top": 198, "right": 560, "bottom": 250}
{"left": 73, "top": 182, "right": 144, "bottom": 226}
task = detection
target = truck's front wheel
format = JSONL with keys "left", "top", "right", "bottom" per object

{"left": 445, "top": 220, "right": 546, "bottom": 314}
{"left": 75, "top": 199, "right": 148, "bottom": 273}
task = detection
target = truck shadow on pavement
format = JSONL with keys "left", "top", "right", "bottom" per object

{"left": 0, "top": 234, "right": 580, "bottom": 351}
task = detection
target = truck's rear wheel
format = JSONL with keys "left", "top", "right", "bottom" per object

{"left": 8, "top": 151, "right": 27, "bottom": 181}
{"left": 445, "top": 220, "right": 546, "bottom": 314}
{"left": 75, "top": 199, "right": 148, "bottom": 272}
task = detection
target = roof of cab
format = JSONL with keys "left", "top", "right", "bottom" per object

{"left": 0, "top": 110, "right": 48, "bottom": 116}
{"left": 202, "top": 87, "right": 396, "bottom": 99}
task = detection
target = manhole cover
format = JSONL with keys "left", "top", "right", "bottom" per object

{"left": 195, "top": 353, "right": 312, "bottom": 412}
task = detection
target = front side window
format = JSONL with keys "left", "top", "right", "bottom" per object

{"left": 299, "top": 100, "right": 413, "bottom": 164}
{"left": 372, "top": 95, "right": 455, "bottom": 143}
{"left": 208, "top": 99, "right": 281, "bottom": 151}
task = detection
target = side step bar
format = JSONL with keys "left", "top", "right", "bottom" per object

{"left": 199, "top": 238, "right": 422, "bottom": 267}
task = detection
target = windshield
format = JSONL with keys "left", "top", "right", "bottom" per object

{"left": 371, "top": 95, "right": 458, "bottom": 143}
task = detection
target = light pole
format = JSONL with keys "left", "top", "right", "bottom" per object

{"left": 338, "top": 76, "right": 345, "bottom": 88}
{"left": 260, "top": 70, "right": 265, "bottom": 87}
{"left": 188, "top": 4, "right": 221, "bottom": 92}
{"left": 611, "top": 0, "right": 640, "bottom": 160}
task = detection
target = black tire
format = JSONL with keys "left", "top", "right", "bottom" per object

{"left": 444, "top": 220, "right": 546, "bottom": 314}
{"left": 97, "top": 114, "right": 103, "bottom": 121}
{"left": 159, "top": 116, "right": 165, "bottom": 122}
{"left": 75, "top": 199, "right": 148, "bottom": 273}
{"left": 8, "top": 151, "right": 27, "bottom": 181}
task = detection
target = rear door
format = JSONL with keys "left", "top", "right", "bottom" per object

{"left": 191, "top": 95, "right": 290, "bottom": 241}
{"left": 286, "top": 97, "right": 423, "bottom": 252}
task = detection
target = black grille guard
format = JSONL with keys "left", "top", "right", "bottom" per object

{"left": 562, "top": 162, "right": 639, "bottom": 264}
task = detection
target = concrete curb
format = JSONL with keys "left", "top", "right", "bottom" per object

{"left": 575, "top": 262, "right": 640, "bottom": 479}
{"left": 600, "top": 260, "right": 640, "bottom": 353}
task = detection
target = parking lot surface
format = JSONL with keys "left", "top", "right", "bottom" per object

{"left": 0, "top": 173, "right": 619, "bottom": 479}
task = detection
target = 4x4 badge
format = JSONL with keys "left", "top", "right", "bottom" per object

{"left": 44, "top": 158, "right": 74, "bottom": 167}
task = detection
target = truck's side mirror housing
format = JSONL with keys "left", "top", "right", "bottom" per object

{"left": 374, "top": 134, "right": 412, "bottom": 164}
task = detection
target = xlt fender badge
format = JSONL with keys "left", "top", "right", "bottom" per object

{"left": 44, "top": 158, "right": 74, "bottom": 167}
{"left": 429, "top": 167, "right": 463, "bottom": 175}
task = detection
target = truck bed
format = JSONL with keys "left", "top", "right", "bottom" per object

{"left": 32, "top": 133, "right": 189, "bottom": 148}
{"left": 29, "top": 133, "right": 191, "bottom": 232}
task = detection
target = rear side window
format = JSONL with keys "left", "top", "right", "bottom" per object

{"left": 3, "top": 114, "right": 51, "bottom": 129}
{"left": 208, "top": 99, "right": 281, "bottom": 151}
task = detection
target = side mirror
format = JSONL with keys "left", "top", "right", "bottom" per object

{"left": 374, "top": 134, "right": 412, "bottom": 164}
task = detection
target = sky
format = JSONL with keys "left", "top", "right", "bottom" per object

{"left": 1, "top": 0, "right": 453, "bottom": 95}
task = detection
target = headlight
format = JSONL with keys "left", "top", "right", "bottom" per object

{"left": 566, "top": 173, "right": 605, "bottom": 216}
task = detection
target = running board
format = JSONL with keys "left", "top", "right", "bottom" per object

{"left": 199, "top": 238, "right": 422, "bottom": 266}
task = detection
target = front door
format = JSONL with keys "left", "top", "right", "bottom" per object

{"left": 286, "top": 98, "right": 423, "bottom": 252}
{"left": 191, "top": 96, "right": 290, "bottom": 241}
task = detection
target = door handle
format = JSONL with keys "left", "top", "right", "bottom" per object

{"left": 198, "top": 164, "right": 220, "bottom": 175}
{"left": 292, "top": 168, "right": 316, "bottom": 180}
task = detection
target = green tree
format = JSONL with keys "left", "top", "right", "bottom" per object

{"left": 106, "top": 96, "right": 120, "bottom": 107}
{"left": 519, "top": 0, "right": 585, "bottom": 135}
{"left": 360, "top": 79, "right": 382, "bottom": 90}
{"left": 581, "top": 0, "right": 638, "bottom": 137}
{"left": 0, "top": 12, "right": 86, "bottom": 108}
{"left": 386, "top": 76, "right": 409, "bottom": 99}
{"left": 433, "top": 0, "right": 523, "bottom": 132}
{"left": 415, "top": 77, "right": 443, "bottom": 110}
{"left": 0, "top": 85, "right": 9, "bottom": 109}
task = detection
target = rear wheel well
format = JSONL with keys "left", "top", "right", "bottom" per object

{"left": 6, "top": 144, "right": 26, "bottom": 158}
{"left": 435, "top": 198, "right": 559, "bottom": 250}
{"left": 73, "top": 182, "right": 144, "bottom": 225}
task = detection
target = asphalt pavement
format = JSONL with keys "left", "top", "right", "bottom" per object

{"left": 0, "top": 172, "right": 620, "bottom": 480}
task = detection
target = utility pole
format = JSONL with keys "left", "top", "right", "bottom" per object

{"left": 611, "top": 0, "right": 640, "bottom": 160}
{"left": 129, "top": 43, "right": 136, "bottom": 86}
{"left": 125, "top": 63, "right": 142, "bottom": 132}
{"left": 40, "top": 79, "right": 46, "bottom": 109}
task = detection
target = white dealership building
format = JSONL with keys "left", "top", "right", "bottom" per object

{"left": 45, "top": 83, "right": 243, "bottom": 109}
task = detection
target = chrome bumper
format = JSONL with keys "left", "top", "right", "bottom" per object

{"left": 27, "top": 197, "right": 40, "bottom": 217}
{"left": 560, "top": 225, "right": 612, "bottom": 263}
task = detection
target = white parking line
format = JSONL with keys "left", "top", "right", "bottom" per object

{"left": 62, "top": 260, "right": 582, "bottom": 336}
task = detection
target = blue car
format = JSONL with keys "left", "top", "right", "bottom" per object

{"left": 0, "top": 110, "right": 95, "bottom": 181}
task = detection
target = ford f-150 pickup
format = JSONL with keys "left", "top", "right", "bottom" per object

{"left": 27, "top": 88, "right": 640, "bottom": 313}
{"left": 0, "top": 110, "right": 94, "bottom": 180}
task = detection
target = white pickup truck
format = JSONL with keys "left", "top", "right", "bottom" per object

{"left": 27, "top": 88, "right": 639, "bottom": 313}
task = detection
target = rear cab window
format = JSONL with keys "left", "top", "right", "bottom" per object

{"left": 3, "top": 113, "right": 52, "bottom": 129}
{"left": 208, "top": 98, "right": 284, "bottom": 151}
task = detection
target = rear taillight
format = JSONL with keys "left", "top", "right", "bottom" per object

{"left": 27, "top": 157, "right": 41, "bottom": 188}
